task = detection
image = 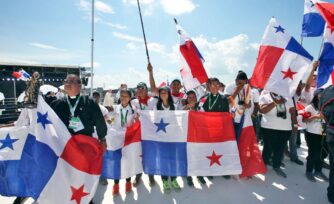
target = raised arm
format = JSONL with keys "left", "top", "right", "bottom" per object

{"left": 305, "top": 61, "right": 319, "bottom": 92}
{"left": 147, "top": 63, "right": 158, "bottom": 96}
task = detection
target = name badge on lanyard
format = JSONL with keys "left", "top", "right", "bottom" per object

{"left": 69, "top": 117, "right": 84, "bottom": 132}
{"left": 67, "top": 95, "right": 85, "bottom": 132}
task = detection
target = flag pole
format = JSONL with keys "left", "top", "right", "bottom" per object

{"left": 90, "top": 0, "right": 95, "bottom": 96}
{"left": 136, "top": 0, "right": 150, "bottom": 64}
{"left": 318, "top": 36, "right": 325, "bottom": 59}
{"left": 318, "top": 23, "right": 327, "bottom": 60}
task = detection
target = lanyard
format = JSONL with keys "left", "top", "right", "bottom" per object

{"left": 139, "top": 103, "right": 145, "bottom": 110}
{"left": 208, "top": 94, "right": 219, "bottom": 110}
{"left": 66, "top": 95, "right": 81, "bottom": 117}
{"left": 237, "top": 88, "right": 245, "bottom": 102}
{"left": 120, "top": 109, "right": 128, "bottom": 127}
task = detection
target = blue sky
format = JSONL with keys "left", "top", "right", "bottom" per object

{"left": 0, "top": 0, "right": 330, "bottom": 89}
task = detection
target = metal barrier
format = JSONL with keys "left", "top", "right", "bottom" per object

{"left": 0, "top": 98, "right": 22, "bottom": 124}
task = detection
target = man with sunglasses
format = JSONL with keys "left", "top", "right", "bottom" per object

{"left": 50, "top": 74, "right": 107, "bottom": 204}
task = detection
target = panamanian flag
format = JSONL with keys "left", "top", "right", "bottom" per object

{"left": 12, "top": 69, "right": 30, "bottom": 81}
{"left": 302, "top": 0, "right": 326, "bottom": 37}
{"left": 0, "top": 126, "right": 30, "bottom": 197}
{"left": 102, "top": 120, "right": 142, "bottom": 180}
{"left": 176, "top": 20, "right": 208, "bottom": 98}
{"left": 140, "top": 110, "right": 242, "bottom": 176}
{"left": 318, "top": 27, "right": 334, "bottom": 88}
{"left": 18, "top": 96, "right": 104, "bottom": 204}
{"left": 250, "top": 17, "right": 313, "bottom": 98}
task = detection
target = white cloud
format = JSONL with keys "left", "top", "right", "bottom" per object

{"left": 250, "top": 43, "right": 260, "bottom": 50}
{"left": 122, "top": 0, "right": 155, "bottom": 5}
{"left": 80, "top": 62, "right": 101, "bottom": 68}
{"left": 86, "top": 34, "right": 258, "bottom": 89}
{"left": 160, "top": 0, "right": 197, "bottom": 15}
{"left": 92, "top": 66, "right": 178, "bottom": 88}
{"left": 112, "top": 31, "right": 143, "bottom": 42}
{"left": 122, "top": 0, "right": 196, "bottom": 16}
{"left": 78, "top": 0, "right": 90, "bottom": 10}
{"left": 95, "top": 0, "right": 114, "bottom": 14}
{"left": 29, "top": 42, "right": 63, "bottom": 50}
{"left": 0, "top": 55, "right": 40, "bottom": 64}
{"left": 147, "top": 42, "right": 165, "bottom": 54}
{"left": 78, "top": 0, "right": 114, "bottom": 13}
{"left": 103, "top": 21, "right": 127, "bottom": 30}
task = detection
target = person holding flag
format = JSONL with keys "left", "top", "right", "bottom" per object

{"left": 50, "top": 74, "right": 107, "bottom": 204}
{"left": 130, "top": 82, "right": 157, "bottom": 186}
{"left": 224, "top": 71, "right": 266, "bottom": 178}
{"left": 107, "top": 88, "right": 139, "bottom": 196}
{"left": 183, "top": 90, "right": 207, "bottom": 186}
{"left": 197, "top": 77, "right": 230, "bottom": 179}
{"left": 153, "top": 86, "right": 181, "bottom": 194}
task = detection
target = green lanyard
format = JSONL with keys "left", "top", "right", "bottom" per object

{"left": 120, "top": 109, "right": 128, "bottom": 127}
{"left": 66, "top": 95, "right": 81, "bottom": 117}
{"left": 208, "top": 94, "right": 219, "bottom": 111}
{"left": 139, "top": 103, "right": 145, "bottom": 110}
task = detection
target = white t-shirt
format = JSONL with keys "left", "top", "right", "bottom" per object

{"left": 110, "top": 104, "right": 136, "bottom": 128}
{"left": 259, "top": 90, "right": 294, "bottom": 131}
{"left": 251, "top": 88, "right": 260, "bottom": 104}
{"left": 305, "top": 105, "right": 323, "bottom": 135}
{"left": 131, "top": 97, "right": 158, "bottom": 111}
{"left": 224, "top": 83, "right": 254, "bottom": 125}
{"left": 302, "top": 86, "right": 316, "bottom": 105}
{"left": 99, "top": 104, "right": 109, "bottom": 117}
{"left": 171, "top": 92, "right": 186, "bottom": 110}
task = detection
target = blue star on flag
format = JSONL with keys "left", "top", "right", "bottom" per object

{"left": 37, "top": 111, "right": 52, "bottom": 129}
{"left": 0, "top": 133, "right": 19, "bottom": 150}
{"left": 154, "top": 118, "right": 170, "bottom": 133}
{"left": 310, "top": 1, "right": 315, "bottom": 7}
{"left": 274, "top": 25, "right": 285, "bottom": 33}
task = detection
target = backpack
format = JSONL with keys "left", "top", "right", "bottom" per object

{"left": 320, "top": 85, "right": 334, "bottom": 129}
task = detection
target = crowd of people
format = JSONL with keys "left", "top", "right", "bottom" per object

{"left": 10, "top": 61, "right": 332, "bottom": 204}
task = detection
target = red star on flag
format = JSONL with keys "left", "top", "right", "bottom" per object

{"left": 281, "top": 68, "right": 297, "bottom": 80}
{"left": 70, "top": 185, "right": 89, "bottom": 204}
{"left": 206, "top": 151, "right": 223, "bottom": 166}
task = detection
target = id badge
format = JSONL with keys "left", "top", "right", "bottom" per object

{"left": 69, "top": 117, "right": 84, "bottom": 132}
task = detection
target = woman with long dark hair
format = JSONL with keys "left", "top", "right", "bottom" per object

{"left": 154, "top": 86, "right": 181, "bottom": 194}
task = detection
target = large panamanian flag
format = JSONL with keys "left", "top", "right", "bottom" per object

{"left": 19, "top": 96, "right": 104, "bottom": 204}
{"left": 250, "top": 17, "right": 313, "bottom": 98}
{"left": 176, "top": 19, "right": 208, "bottom": 93}
{"left": 140, "top": 110, "right": 242, "bottom": 176}
{"left": 302, "top": 0, "right": 326, "bottom": 37}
